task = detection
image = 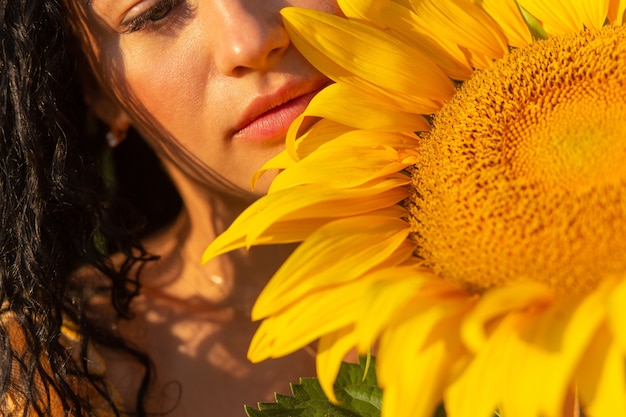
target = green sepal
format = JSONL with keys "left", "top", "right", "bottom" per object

{"left": 517, "top": 4, "right": 548, "bottom": 40}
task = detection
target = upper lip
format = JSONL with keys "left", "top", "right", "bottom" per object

{"left": 233, "top": 78, "right": 330, "bottom": 135}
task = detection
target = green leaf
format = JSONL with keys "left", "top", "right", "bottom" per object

{"left": 332, "top": 357, "right": 381, "bottom": 415}
{"left": 245, "top": 358, "right": 382, "bottom": 417}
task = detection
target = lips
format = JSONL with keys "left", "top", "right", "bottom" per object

{"left": 232, "top": 79, "right": 329, "bottom": 142}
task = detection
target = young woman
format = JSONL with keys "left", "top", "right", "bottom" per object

{"left": 0, "top": 0, "right": 340, "bottom": 415}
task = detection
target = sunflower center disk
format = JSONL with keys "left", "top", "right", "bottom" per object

{"left": 409, "top": 25, "right": 626, "bottom": 295}
{"left": 507, "top": 78, "right": 626, "bottom": 190}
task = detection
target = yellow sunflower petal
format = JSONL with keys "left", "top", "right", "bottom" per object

{"left": 575, "top": 323, "right": 626, "bottom": 417}
{"left": 518, "top": 0, "right": 610, "bottom": 35}
{"left": 461, "top": 282, "right": 553, "bottom": 352}
{"left": 578, "top": 0, "right": 613, "bottom": 27}
{"left": 446, "top": 312, "right": 531, "bottom": 417}
{"left": 449, "top": 283, "right": 612, "bottom": 417}
{"left": 501, "top": 289, "right": 607, "bottom": 417}
{"left": 284, "top": 118, "right": 355, "bottom": 163}
{"left": 202, "top": 180, "right": 408, "bottom": 261}
{"left": 337, "top": 0, "right": 387, "bottom": 20}
{"left": 202, "top": 218, "right": 333, "bottom": 261}
{"left": 378, "top": 297, "right": 470, "bottom": 417}
{"left": 281, "top": 7, "right": 455, "bottom": 103}
{"left": 252, "top": 215, "right": 411, "bottom": 319}
{"left": 410, "top": 0, "right": 509, "bottom": 69}
{"left": 338, "top": 0, "right": 473, "bottom": 79}
{"left": 249, "top": 149, "right": 296, "bottom": 190}
{"left": 608, "top": 0, "right": 626, "bottom": 23}
{"left": 355, "top": 267, "right": 457, "bottom": 352}
{"left": 247, "top": 180, "right": 408, "bottom": 244}
{"left": 316, "top": 326, "right": 360, "bottom": 403}
{"left": 269, "top": 160, "right": 410, "bottom": 193}
{"left": 292, "top": 83, "right": 431, "bottom": 132}
{"left": 607, "top": 278, "right": 626, "bottom": 353}
{"left": 248, "top": 278, "right": 368, "bottom": 361}
{"left": 392, "top": 0, "right": 413, "bottom": 8}
{"left": 481, "top": 0, "right": 533, "bottom": 47}
{"left": 269, "top": 131, "right": 418, "bottom": 192}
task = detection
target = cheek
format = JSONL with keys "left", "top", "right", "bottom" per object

{"left": 124, "top": 53, "right": 206, "bottom": 136}
{"left": 111, "top": 41, "right": 248, "bottom": 191}
{"left": 113, "top": 26, "right": 220, "bottom": 143}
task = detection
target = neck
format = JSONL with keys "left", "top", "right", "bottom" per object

{"left": 137, "top": 163, "right": 292, "bottom": 315}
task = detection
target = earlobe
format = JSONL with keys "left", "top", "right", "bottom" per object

{"left": 84, "top": 87, "right": 131, "bottom": 148}
{"left": 105, "top": 112, "right": 131, "bottom": 148}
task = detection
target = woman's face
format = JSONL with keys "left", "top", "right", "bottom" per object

{"left": 70, "top": 0, "right": 340, "bottom": 195}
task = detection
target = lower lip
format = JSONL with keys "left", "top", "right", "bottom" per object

{"left": 232, "top": 90, "right": 319, "bottom": 143}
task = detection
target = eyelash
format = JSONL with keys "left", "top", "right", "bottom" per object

{"left": 122, "top": 0, "right": 185, "bottom": 34}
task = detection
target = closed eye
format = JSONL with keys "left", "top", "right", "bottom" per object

{"left": 121, "top": 0, "right": 187, "bottom": 34}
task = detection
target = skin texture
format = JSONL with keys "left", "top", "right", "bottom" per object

{"left": 64, "top": 1, "right": 342, "bottom": 416}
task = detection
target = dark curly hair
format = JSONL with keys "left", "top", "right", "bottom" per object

{"left": 0, "top": 0, "right": 180, "bottom": 415}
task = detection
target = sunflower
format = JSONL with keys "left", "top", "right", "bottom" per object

{"left": 203, "top": 1, "right": 626, "bottom": 416}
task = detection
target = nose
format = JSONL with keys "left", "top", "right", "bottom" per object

{"left": 211, "top": 1, "right": 291, "bottom": 76}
